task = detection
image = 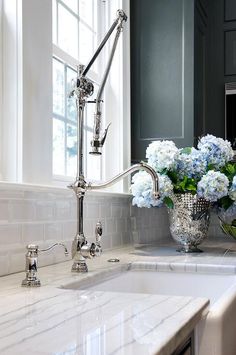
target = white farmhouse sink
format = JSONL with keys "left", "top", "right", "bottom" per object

{"left": 62, "top": 264, "right": 236, "bottom": 355}
{"left": 77, "top": 270, "right": 236, "bottom": 305}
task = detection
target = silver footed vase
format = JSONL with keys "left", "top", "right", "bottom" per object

{"left": 167, "top": 193, "right": 211, "bottom": 253}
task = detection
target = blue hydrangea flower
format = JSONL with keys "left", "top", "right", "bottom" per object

{"left": 229, "top": 176, "right": 236, "bottom": 201}
{"left": 177, "top": 148, "right": 207, "bottom": 179}
{"left": 197, "top": 134, "right": 234, "bottom": 168}
{"left": 197, "top": 170, "right": 229, "bottom": 202}
{"left": 131, "top": 171, "right": 173, "bottom": 208}
{"left": 146, "top": 140, "right": 179, "bottom": 173}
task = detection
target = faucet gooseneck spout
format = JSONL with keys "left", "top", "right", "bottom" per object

{"left": 87, "top": 162, "right": 159, "bottom": 199}
{"left": 68, "top": 10, "right": 159, "bottom": 273}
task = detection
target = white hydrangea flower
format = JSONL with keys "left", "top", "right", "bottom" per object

{"left": 197, "top": 134, "right": 234, "bottom": 168}
{"left": 197, "top": 170, "right": 229, "bottom": 202}
{"left": 146, "top": 140, "right": 179, "bottom": 172}
{"left": 131, "top": 171, "right": 173, "bottom": 208}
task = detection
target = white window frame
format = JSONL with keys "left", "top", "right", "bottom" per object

{"left": 0, "top": 0, "right": 131, "bottom": 193}
{"left": 52, "top": 0, "right": 104, "bottom": 182}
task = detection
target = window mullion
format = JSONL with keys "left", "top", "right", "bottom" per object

{"left": 77, "top": 0, "right": 80, "bottom": 65}
{"left": 56, "top": 0, "right": 59, "bottom": 45}
{"left": 64, "top": 64, "right": 67, "bottom": 176}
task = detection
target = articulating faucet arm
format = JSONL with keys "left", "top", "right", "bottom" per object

{"left": 81, "top": 10, "right": 127, "bottom": 78}
{"left": 90, "top": 11, "right": 127, "bottom": 155}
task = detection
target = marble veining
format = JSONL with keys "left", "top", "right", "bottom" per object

{"left": 2, "top": 238, "right": 236, "bottom": 354}
{"left": 0, "top": 288, "right": 207, "bottom": 355}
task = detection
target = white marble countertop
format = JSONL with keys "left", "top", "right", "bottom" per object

{"left": 1, "top": 238, "right": 236, "bottom": 355}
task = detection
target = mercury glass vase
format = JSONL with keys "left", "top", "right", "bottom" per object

{"left": 167, "top": 193, "right": 211, "bottom": 253}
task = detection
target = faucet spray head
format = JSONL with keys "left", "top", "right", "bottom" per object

{"left": 89, "top": 123, "right": 111, "bottom": 155}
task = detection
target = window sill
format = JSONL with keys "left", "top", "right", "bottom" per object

{"left": 0, "top": 180, "right": 132, "bottom": 198}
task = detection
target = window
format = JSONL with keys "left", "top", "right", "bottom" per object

{"left": 1, "top": 0, "right": 130, "bottom": 191}
{"left": 52, "top": 0, "right": 102, "bottom": 181}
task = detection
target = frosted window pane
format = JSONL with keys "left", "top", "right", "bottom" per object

{"left": 53, "top": 59, "right": 65, "bottom": 116}
{"left": 53, "top": 119, "right": 65, "bottom": 175}
{"left": 79, "top": 0, "right": 93, "bottom": 27}
{"left": 58, "top": 4, "right": 78, "bottom": 59}
{"left": 62, "top": 0, "right": 78, "bottom": 14}
{"left": 79, "top": 23, "right": 94, "bottom": 65}
{"left": 67, "top": 67, "right": 77, "bottom": 121}
{"left": 86, "top": 131, "right": 101, "bottom": 181}
{"left": 66, "top": 123, "right": 77, "bottom": 177}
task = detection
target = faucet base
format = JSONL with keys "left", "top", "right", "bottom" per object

{"left": 71, "top": 260, "right": 88, "bottom": 273}
{"left": 21, "top": 278, "right": 41, "bottom": 287}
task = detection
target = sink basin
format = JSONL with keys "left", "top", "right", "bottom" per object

{"left": 62, "top": 263, "right": 236, "bottom": 355}
{"left": 63, "top": 266, "right": 236, "bottom": 305}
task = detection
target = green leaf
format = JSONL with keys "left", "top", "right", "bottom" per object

{"left": 186, "top": 184, "right": 197, "bottom": 192}
{"left": 226, "top": 164, "right": 235, "bottom": 175}
{"left": 163, "top": 196, "right": 174, "bottom": 209}
{"left": 180, "top": 147, "right": 192, "bottom": 155}
{"left": 167, "top": 170, "right": 178, "bottom": 183}
{"left": 232, "top": 219, "right": 236, "bottom": 227}
{"left": 219, "top": 196, "right": 234, "bottom": 210}
{"left": 207, "top": 164, "right": 215, "bottom": 171}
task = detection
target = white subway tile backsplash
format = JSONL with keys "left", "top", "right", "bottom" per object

{"left": 0, "top": 183, "right": 226, "bottom": 276}
{"left": 101, "top": 235, "right": 112, "bottom": 250}
{"left": 9, "top": 249, "right": 25, "bottom": 275}
{"left": 111, "top": 232, "right": 122, "bottom": 248}
{"left": 111, "top": 204, "right": 122, "bottom": 218}
{"left": 0, "top": 190, "right": 24, "bottom": 199}
{"left": 84, "top": 219, "right": 95, "bottom": 238}
{"left": 22, "top": 224, "right": 44, "bottom": 243}
{"left": 116, "top": 218, "right": 126, "bottom": 233}
{"left": 44, "top": 223, "right": 63, "bottom": 241}
{"left": 106, "top": 218, "right": 117, "bottom": 234}
{"left": 35, "top": 201, "right": 55, "bottom": 221}
{"left": 122, "top": 231, "right": 131, "bottom": 245}
{"left": 55, "top": 200, "right": 71, "bottom": 220}
{"left": 63, "top": 221, "right": 76, "bottom": 241}
{"left": 86, "top": 203, "right": 100, "bottom": 219}
{"left": 0, "top": 200, "right": 10, "bottom": 222}
{"left": 0, "top": 254, "right": 9, "bottom": 276}
{"left": 0, "top": 224, "right": 21, "bottom": 245}
{"left": 9, "top": 200, "right": 36, "bottom": 222}
{"left": 99, "top": 203, "right": 111, "bottom": 218}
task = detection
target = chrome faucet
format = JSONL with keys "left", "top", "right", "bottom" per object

{"left": 68, "top": 10, "right": 159, "bottom": 273}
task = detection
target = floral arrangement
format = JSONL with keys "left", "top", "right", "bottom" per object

{"left": 131, "top": 135, "right": 236, "bottom": 218}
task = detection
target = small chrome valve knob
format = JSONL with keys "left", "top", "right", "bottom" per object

{"left": 71, "top": 221, "right": 103, "bottom": 273}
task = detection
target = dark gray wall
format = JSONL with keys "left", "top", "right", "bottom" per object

{"left": 131, "top": 0, "right": 236, "bottom": 162}
{"left": 194, "top": 0, "right": 208, "bottom": 144}
{"left": 204, "top": 0, "right": 236, "bottom": 138}
{"left": 131, "top": 0, "right": 194, "bottom": 162}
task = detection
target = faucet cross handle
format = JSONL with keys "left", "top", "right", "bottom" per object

{"left": 89, "top": 221, "right": 103, "bottom": 258}
{"left": 95, "top": 221, "right": 102, "bottom": 246}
